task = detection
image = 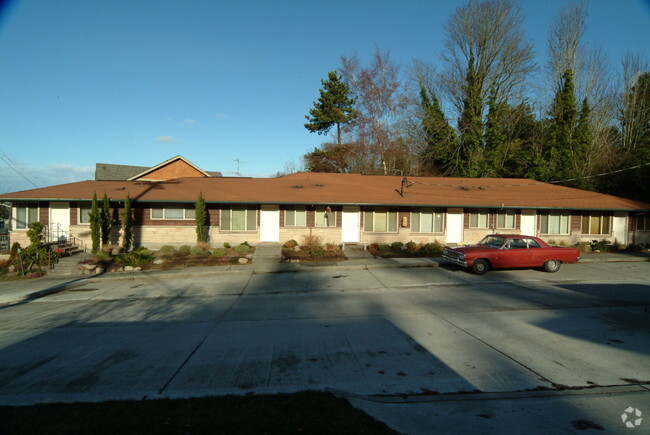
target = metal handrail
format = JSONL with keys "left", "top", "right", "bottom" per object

{"left": 44, "top": 223, "right": 87, "bottom": 253}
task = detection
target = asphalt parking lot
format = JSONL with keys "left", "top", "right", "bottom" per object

{"left": 1, "top": 261, "right": 649, "bottom": 432}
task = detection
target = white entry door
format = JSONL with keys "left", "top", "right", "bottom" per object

{"left": 259, "top": 205, "right": 279, "bottom": 242}
{"left": 50, "top": 202, "right": 70, "bottom": 242}
{"left": 341, "top": 206, "right": 360, "bottom": 243}
{"left": 612, "top": 212, "right": 628, "bottom": 245}
{"left": 520, "top": 209, "right": 537, "bottom": 237}
{"left": 446, "top": 208, "right": 463, "bottom": 244}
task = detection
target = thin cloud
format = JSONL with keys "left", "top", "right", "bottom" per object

{"left": 155, "top": 136, "right": 176, "bottom": 143}
{"left": 180, "top": 119, "right": 196, "bottom": 125}
{"left": 214, "top": 113, "right": 227, "bottom": 118}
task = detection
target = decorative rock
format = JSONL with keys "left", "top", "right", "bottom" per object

{"left": 238, "top": 258, "right": 249, "bottom": 264}
{"left": 294, "top": 246, "right": 300, "bottom": 252}
{"left": 245, "top": 254, "right": 253, "bottom": 259}
{"left": 84, "top": 264, "right": 96, "bottom": 270}
{"left": 133, "top": 267, "right": 141, "bottom": 271}
{"left": 112, "top": 247, "right": 123, "bottom": 256}
{"left": 95, "top": 267, "right": 104, "bottom": 274}
{"left": 124, "top": 266, "right": 134, "bottom": 271}
{"left": 8, "top": 265, "right": 15, "bottom": 272}
{"left": 153, "top": 259, "right": 164, "bottom": 265}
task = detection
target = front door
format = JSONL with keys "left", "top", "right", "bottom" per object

{"left": 520, "top": 209, "right": 536, "bottom": 237}
{"left": 50, "top": 202, "right": 70, "bottom": 242}
{"left": 341, "top": 206, "right": 360, "bottom": 243}
{"left": 446, "top": 208, "right": 463, "bottom": 244}
{"left": 259, "top": 205, "right": 279, "bottom": 242}
{"left": 612, "top": 212, "right": 627, "bottom": 245}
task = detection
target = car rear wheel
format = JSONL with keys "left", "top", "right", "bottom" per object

{"left": 544, "top": 259, "right": 561, "bottom": 273}
{"left": 471, "top": 259, "right": 489, "bottom": 275}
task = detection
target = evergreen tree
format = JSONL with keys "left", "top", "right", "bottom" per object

{"left": 457, "top": 57, "right": 484, "bottom": 177}
{"left": 546, "top": 69, "right": 578, "bottom": 182}
{"left": 419, "top": 85, "right": 457, "bottom": 175}
{"left": 121, "top": 194, "right": 133, "bottom": 252}
{"left": 304, "top": 71, "right": 357, "bottom": 145}
{"left": 484, "top": 86, "right": 508, "bottom": 177}
{"left": 195, "top": 192, "right": 208, "bottom": 243}
{"left": 88, "top": 191, "right": 101, "bottom": 254}
{"left": 100, "top": 193, "right": 113, "bottom": 246}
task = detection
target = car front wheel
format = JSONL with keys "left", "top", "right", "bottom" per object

{"left": 544, "top": 260, "right": 561, "bottom": 273}
{"left": 471, "top": 259, "right": 489, "bottom": 275}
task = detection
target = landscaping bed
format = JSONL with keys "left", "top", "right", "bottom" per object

{"left": 80, "top": 243, "right": 256, "bottom": 273}
{"left": 281, "top": 237, "right": 347, "bottom": 263}
{"left": 367, "top": 241, "right": 444, "bottom": 258}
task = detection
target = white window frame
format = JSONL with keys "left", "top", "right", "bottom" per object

{"left": 150, "top": 204, "right": 196, "bottom": 220}
{"left": 496, "top": 210, "right": 516, "bottom": 229}
{"left": 284, "top": 206, "right": 307, "bottom": 227}
{"left": 14, "top": 203, "right": 39, "bottom": 229}
{"left": 540, "top": 211, "right": 570, "bottom": 235}
{"left": 363, "top": 207, "right": 398, "bottom": 233}
{"left": 220, "top": 205, "right": 257, "bottom": 232}
{"left": 315, "top": 206, "right": 336, "bottom": 227}
{"left": 411, "top": 208, "right": 444, "bottom": 233}
{"left": 469, "top": 209, "right": 489, "bottom": 229}
{"left": 581, "top": 212, "right": 611, "bottom": 235}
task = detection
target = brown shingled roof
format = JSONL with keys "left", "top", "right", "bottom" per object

{"left": 1, "top": 172, "right": 648, "bottom": 211}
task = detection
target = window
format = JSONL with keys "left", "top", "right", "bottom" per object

{"left": 469, "top": 210, "right": 489, "bottom": 228}
{"left": 636, "top": 214, "right": 650, "bottom": 231}
{"left": 285, "top": 206, "right": 306, "bottom": 226}
{"left": 15, "top": 203, "right": 38, "bottom": 229}
{"left": 315, "top": 206, "right": 336, "bottom": 227}
{"left": 540, "top": 212, "right": 570, "bottom": 234}
{"left": 497, "top": 210, "right": 516, "bottom": 229}
{"left": 79, "top": 203, "right": 92, "bottom": 224}
{"left": 364, "top": 207, "right": 397, "bottom": 232}
{"left": 151, "top": 204, "right": 195, "bottom": 220}
{"left": 411, "top": 208, "right": 444, "bottom": 233}
{"left": 581, "top": 213, "right": 611, "bottom": 235}
{"left": 221, "top": 205, "right": 257, "bottom": 231}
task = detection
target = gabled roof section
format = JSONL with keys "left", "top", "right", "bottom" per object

{"left": 127, "top": 155, "right": 212, "bottom": 181}
{"left": 95, "top": 163, "right": 150, "bottom": 181}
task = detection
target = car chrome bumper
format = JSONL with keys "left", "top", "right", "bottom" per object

{"left": 442, "top": 255, "right": 467, "bottom": 267}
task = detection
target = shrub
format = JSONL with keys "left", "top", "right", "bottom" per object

{"left": 234, "top": 244, "right": 251, "bottom": 254}
{"left": 390, "top": 241, "right": 404, "bottom": 251}
{"left": 212, "top": 248, "right": 227, "bottom": 257}
{"left": 405, "top": 241, "right": 419, "bottom": 254}
{"left": 190, "top": 246, "right": 209, "bottom": 256}
{"left": 304, "top": 246, "right": 325, "bottom": 257}
{"left": 578, "top": 242, "right": 592, "bottom": 253}
{"left": 626, "top": 243, "right": 646, "bottom": 252}
{"left": 301, "top": 234, "right": 323, "bottom": 249}
{"left": 223, "top": 242, "right": 231, "bottom": 249}
{"left": 95, "top": 251, "right": 111, "bottom": 260}
{"left": 378, "top": 244, "right": 390, "bottom": 251}
{"left": 324, "top": 243, "right": 339, "bottom": 251}
{"left": 178, "top": 245, "right": 192, "bottom": 254}
{"left": 241, "top": 241, "right": 251, "bottom": 247}
{"left": 591, "top": 239, "right": 612, "bottom": 252}
{"left": 367, "top": 243, "right": 379, "bottom": 253}
{"left": 116, "top": 250, "right": 153, "bottom": 267}
{"left": 418, "top": 241, "right": 444, "bottom": 257}
{"left": 138, "top": 248, "right": 153, "bottom": 257}
{"left": 10, "top": 242, "right": 21, "bottom": 261}
{"left": 159, "top": 245, "right": 175, "bottom": 254}
{"left": 283, "top": 240, "right": 299, "bottom": 249}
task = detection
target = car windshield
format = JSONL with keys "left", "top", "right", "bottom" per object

{"left": 477, "top": 236, "right": 505, "bottom": 248}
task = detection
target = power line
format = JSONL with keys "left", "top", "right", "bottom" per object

{"left": 0, "top": 148, "right": 43, "bottom": 188}
{"left": 548, "top": 162, "right": 650, "bottom": 184}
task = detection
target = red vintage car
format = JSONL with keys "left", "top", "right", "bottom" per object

{"left": 442, "top": 234, "right": 581, "bottom": 274}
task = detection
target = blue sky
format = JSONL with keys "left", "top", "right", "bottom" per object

{"left": 1, "top": 0, "right": 648, "bottom": 194}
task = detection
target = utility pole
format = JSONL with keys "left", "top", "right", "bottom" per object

{"left": 232, "top": 158, "right": 246, "bottom": 176}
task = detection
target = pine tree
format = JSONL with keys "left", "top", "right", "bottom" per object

{"left": 88, "top": 191, "right": 101, "bottom": 254}
{"left": 420, "top": 85, "right": 457, "bottom": 175}
{"left": 484, "top": 86, "right": 508, "bottom": 177}
{"left": 304, "top": 71, "right": 356, "bottom": 145}
{"left": 195, "top": 192, "right": 208, "bottom": 243}
{"left": 121, "top": 194, "right": 133, "bottom": 252}
{"left": 100, "top": 193, "right": 113, "bottom": 246}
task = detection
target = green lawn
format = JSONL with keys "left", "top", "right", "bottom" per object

{"left": 0, "top": 391, "right": 395, "bottom": 434}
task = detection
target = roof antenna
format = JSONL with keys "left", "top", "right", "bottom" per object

{"left": 232, "top": 158, "right": 246, "bottom": 176}
{"left": 395, "top": 177, "right": 413, "bottom": 198}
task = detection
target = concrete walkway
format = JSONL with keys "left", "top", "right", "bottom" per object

{"left": 0, "top": 249, "right": 647, "bottom": 306}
